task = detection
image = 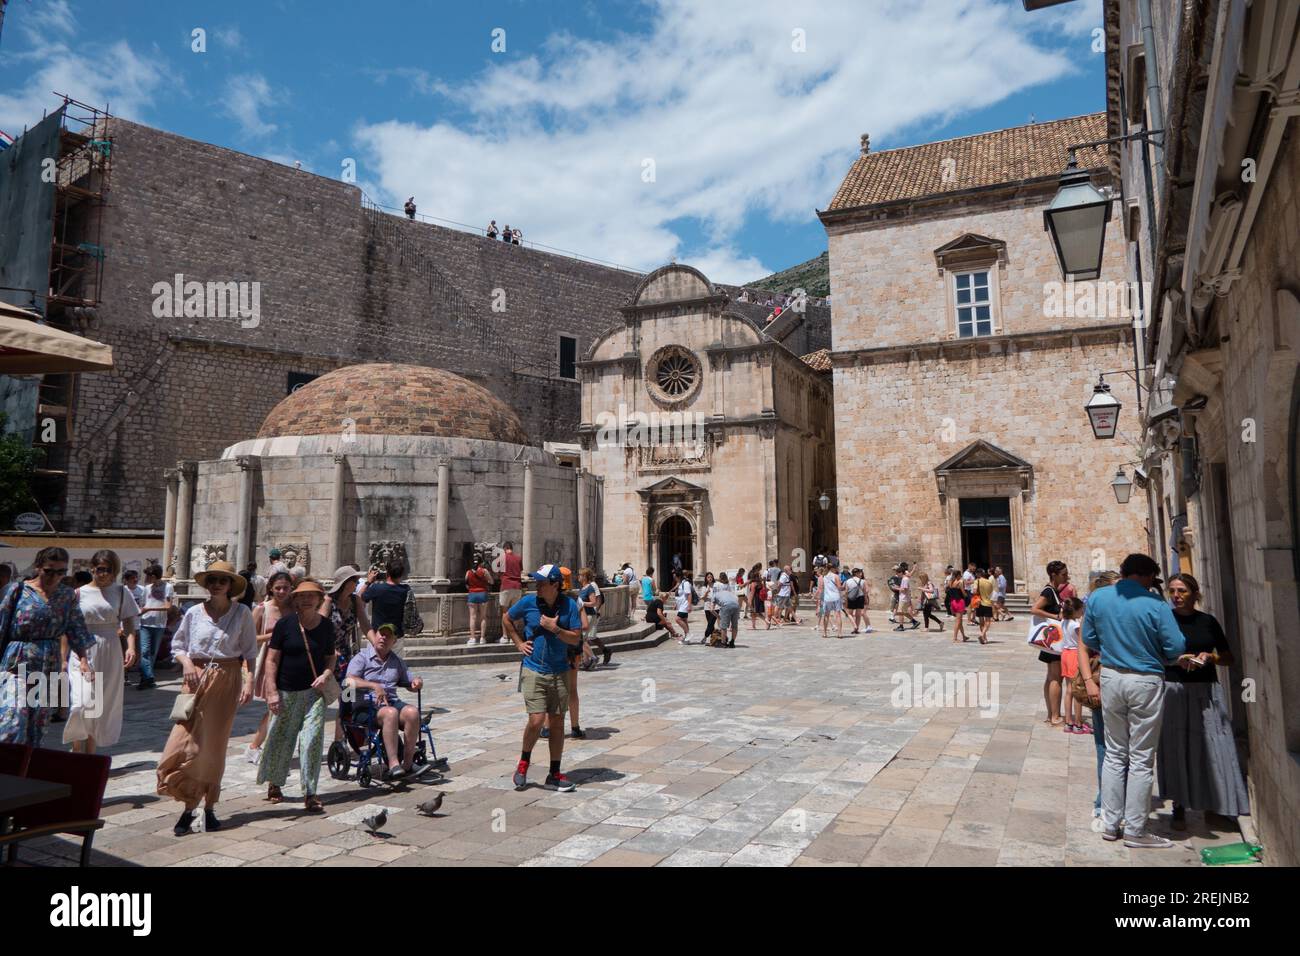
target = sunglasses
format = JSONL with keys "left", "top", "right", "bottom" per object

{"left": 93, "top": 566, "right": 113, "bottom": 574}
{"left": 206, "top": 576, "right": 231, "bottom": 588}
{"left": 40, "top": 566, "right": 69, "bottom": 576}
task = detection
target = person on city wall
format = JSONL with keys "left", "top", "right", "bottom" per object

{"left": 157, "top": 561, "right": 257, "bottom": 836}
{"left": 0, "top": 547, "right": 95, "bottom": 746}
{"left": 1031, "top": 560, "right": 1070, "bottom": 725}
{"left": 257, "top": 578, "right": 337, "bottom": 813}
{"left": 1157, "top": 572, "right": 1250, "bottom": 830}
{"left": 1081, "top": 553, "right": 1186, "bottom": 849}
{"left": 65, "top": 549, "right": 140, "bottom": 754}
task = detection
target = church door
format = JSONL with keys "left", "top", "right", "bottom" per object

{"left": 658, "top": 515, "right": 694, "bottom": 590}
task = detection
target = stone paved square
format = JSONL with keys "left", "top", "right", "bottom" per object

{"left": 19, "top": 614, "right": 1242, "bottom": 867}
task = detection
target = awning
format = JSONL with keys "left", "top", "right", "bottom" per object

{"left": 0, "top": 301, "right": 113, "bottom": 374}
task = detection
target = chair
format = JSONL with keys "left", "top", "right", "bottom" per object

{"left": 0, "top": 748, "right": 110, "bottom": 866}
{"left": 0, "top": 743, "right": 31, "bottom": 776}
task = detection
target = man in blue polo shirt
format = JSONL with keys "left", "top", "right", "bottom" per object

{"left": 1082, "top": 552, "right": 1185, "bottom": 848}
{"left": 503, "top": 564, "right": 584, "bottom": 792}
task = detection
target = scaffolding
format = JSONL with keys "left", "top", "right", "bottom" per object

{"left": 47, "top": 95, "right": 112, "bottom": 310}
{"left": 30, "top": 96, "right": 114, "bottom": 527}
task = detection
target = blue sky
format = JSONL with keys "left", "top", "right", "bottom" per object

{"left": 0, "top": 0, "right": 1106, "bottom": 283}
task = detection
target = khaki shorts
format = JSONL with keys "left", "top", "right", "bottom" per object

{"left": 521, "top": 668, "right": 569, "bottom": 716}
{"left": 499, "top": 588, "right": 522, "bottom": 612}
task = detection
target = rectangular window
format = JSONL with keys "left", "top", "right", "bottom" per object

{"left": 558, "top": 335, "right": 577, "bottom": 380}
{"left": 954, "top": 270, "right": 993, "bottom": 338}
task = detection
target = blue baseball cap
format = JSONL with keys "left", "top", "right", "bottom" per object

{"left": 530, "top": 564, "right": 564, "bottom": 584}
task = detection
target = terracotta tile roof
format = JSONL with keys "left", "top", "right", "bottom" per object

{"left": 826, "top": 113, "right": 1109, "bottom": 212}
{"left": 801, "top": 348, "right": 832, "bottom": 372}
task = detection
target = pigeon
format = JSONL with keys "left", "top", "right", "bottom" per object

{"left": 361, "top": 809, "right": 387, "bottom": 833}
{"left": 494, "top": 674, "right": 510, "bottom": 681}
{"left": 416, "top": 792, "right": 445, "bottom": 816}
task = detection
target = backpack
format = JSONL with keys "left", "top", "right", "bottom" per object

{"left": 688, "top": 584, "right": 698, "bottom": 606}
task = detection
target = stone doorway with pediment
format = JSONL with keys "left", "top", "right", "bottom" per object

{"left": 638, "top": 475, "right": 707, "bottom": 588}
{"left": 934, "top": 440, "right": 1033, "bottom": 593}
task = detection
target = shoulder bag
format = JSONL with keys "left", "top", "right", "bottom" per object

{"left": 301, "top": 619, "right": 340, "bottom": 706}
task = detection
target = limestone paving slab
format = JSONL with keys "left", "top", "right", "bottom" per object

{"left": 42, "top": 615, "right": 1229, "bottom": 867}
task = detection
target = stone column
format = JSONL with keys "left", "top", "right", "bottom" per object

{"left": 433, "top": 458, "right": 451, "bottom": 589}
{"left": 594, "top": 475, "right": 604, "bottom": 574}
{"left": 522, "top": 462, "right": 535, "bottom": 572}
{"left": 693, "top": 501, "right": 705, "bottom": 584}
{"left": 576, "top": 469, "right": 588, "bottom": 570}
{"left": 235, "top": 456, "right": 258, "bottom": 568}
{"left": 174, "top": 461, "right": 197, "bottom": 580}
{"left": 162, "top": 468, "right": 179, "bottom": 574}
{"left": 328, "top": 454, "right": 347, "bottom": 568}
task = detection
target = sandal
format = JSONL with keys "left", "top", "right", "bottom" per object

{"left": 266, "top": 784, "right": 283, "bottom": 803}
{"left": 304, "top": 795, "right": 325, "bottom": 814}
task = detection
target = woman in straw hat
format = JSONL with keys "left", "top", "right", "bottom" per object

{"left": 256, "top": 578, "right": 337, "bottom": 813}
{"left": 322, "top": 565, "right": 369, "bottom": 743}
{"left": 157, "top": 561, "right": 257, "bottom": 836}
{"left": 245, "top": 569, "right": 294, "bottom": 765}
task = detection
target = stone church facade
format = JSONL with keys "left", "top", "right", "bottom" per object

{"left": 579, "top": 265, "right": 835, "bottom": 589}
{"left": 820, "top": 114, "right": 1149, "bottom": 591}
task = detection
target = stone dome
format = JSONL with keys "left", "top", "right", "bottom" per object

{"left": 257, "top": 363, "right": 530, "bottom": 444}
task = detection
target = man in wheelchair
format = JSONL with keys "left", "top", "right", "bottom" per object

{"left": 344, "top": 624, "right": 423, "bottom": 782}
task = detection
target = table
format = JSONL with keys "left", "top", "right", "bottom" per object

{"left": 0, "top": 772, "right": 71, "bottom": 818}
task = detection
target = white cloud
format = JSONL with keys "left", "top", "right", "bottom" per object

{"left": 0, "top": 40, "right": 168, "bottom": 132}
{"left": 222, "top": 74, "right": 279, "bottom": 138}
{"left": 354, "top": 0, "right": 1085, "bottom": 284}
{"left": 214, "top": 26, "right": 244, "bottom": 50}
{"left": 17, "top": 0, "right": 76, "bottom": 42}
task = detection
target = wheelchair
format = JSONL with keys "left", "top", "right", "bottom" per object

{"left": 326, "top": 686, "right": 448, "bottom": 787}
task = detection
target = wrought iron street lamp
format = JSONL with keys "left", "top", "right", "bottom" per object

{"left": 1111, "top": 467, "right": 1134, "bottom": 504}
{"left": 1044, "top": 155, "right": 1112, "bottom": 281}
{"left": 818, "top": 491, "right": 832, "bottom": 512}
{"left": 1085, "top": 379, "right": 1122, "bottom": 439}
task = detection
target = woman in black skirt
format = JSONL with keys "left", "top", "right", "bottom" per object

{"left": 1158, "top": 573, "right": 1249, "bottom": 829}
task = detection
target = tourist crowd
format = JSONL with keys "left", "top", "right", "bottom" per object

{"left": 0, "top": 541, "right": 1249, "bottom": 845}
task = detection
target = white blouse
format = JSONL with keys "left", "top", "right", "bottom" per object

{"left": 172, "top": 601, "right": 258, "bottom": 663}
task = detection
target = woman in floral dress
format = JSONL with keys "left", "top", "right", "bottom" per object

{"left": 0, "top": 547, "right": 95, "bottom": 746}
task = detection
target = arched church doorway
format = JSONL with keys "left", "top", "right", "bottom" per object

{"left": 658, "top": 514, "right": 693, "bottom": 589}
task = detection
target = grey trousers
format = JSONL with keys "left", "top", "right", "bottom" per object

{"left": 1100, "top": 667, "right": 1166, "bottom": 837}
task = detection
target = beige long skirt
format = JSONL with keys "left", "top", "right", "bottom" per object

{"left": 157, "top": 659, "right": 243, "bottom": 809}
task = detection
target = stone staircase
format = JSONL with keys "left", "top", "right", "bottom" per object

{"left": 397, "top": 620, "right": 667, "bottom": 666}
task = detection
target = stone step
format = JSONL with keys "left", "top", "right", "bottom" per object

{"left": 401, "top": 621, "right": 666, "bottom": 666}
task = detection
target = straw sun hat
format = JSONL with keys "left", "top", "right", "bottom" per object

{"left": 194, "top": 560, "right": 248, "bottom": 599}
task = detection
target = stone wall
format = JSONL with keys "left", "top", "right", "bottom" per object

{"left": 827, "top": 191, "right": 1130, "bottom": 352}
{"left": 189, "top": 452, "right": 592, "bottom": 583}
{"left": 827, "top": 184, "right": 1145, "bottom": 591}
{"left": 62, "top": 119, "right": 639, "bottom": 531}
{"left": 1191, "top": 135, "right": 1300, "bottom": 867}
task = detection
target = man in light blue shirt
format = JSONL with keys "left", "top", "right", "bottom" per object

{"left": 1082, "top": 553, "right": 1185, "bottom": 848}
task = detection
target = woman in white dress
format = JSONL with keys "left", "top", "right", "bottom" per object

{"left": 65, "top": 549, "right": 140, "bottom": 752}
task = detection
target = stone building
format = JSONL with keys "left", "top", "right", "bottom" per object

{"left": 579, "top": 264, "right": 836, "bottom": 589}
{"left": 819, "top": 113, "right": 1149, "bottom": 591}
{"left": 0, "top": 113, "right": 831, "bottom": 537}
{"left": 173, "top": 363, "right": 597, "bottom": 586}
{"left": 1098, "top": 0, "right": 1300, "bottom": 866}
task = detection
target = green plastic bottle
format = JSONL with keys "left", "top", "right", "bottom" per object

{"left": 1200, "top": 842, "right": 1263, "bottom": 866}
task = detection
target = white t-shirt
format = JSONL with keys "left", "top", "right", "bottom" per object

{"left": 140, "top": 580, "right": 176, "bottom": 627}
{"left": 1060, "top": 618, "right": 1080, "bottom": 651}
{"left": 843, "top": 576, "right": 863, "bottom": 600}
{"left": 962, "top": 570, "right": 975, "bottom": 592}
{"left": 78, "top": 583, "right": 141, "bottom": 642}
{"left": 995, "top": 574, "right": 1007, "bottom": 596}
{"left": 675, "top": 579, "right": 693, "bottom": 613}
{"left": 899, "top": 574, "right": 911, "bottom": 598}
{"left": 778, "top": 572, "right": 792, "bottom": 598}
{"left": 822, "top": 574, "right": 840, "bottom": 600}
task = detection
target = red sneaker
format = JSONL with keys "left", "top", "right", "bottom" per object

{"left": 513, "top": 759, "right": 529, "bottom": 790}
{"left": 544, "top": 771, "right": 576, "bottom": 792}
